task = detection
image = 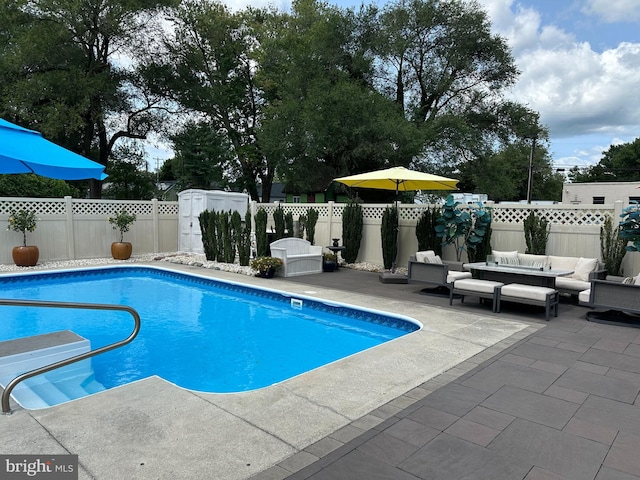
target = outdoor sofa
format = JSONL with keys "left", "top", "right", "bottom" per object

{"left": 490, "top": 250, "right": 606, "bottom": 297}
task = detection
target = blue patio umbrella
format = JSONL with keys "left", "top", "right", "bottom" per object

{"left": 0, "top": 118, "right": 107, "bottom": 180}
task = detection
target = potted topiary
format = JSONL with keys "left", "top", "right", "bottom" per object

{"left": 250, "top": 256, "right": 284, "bottom": 278}
{"left": 108, "top": 209, "right": 137, "bottom": 260}
{"left": 7, "top": 208, "right": 39, "bottom": 266}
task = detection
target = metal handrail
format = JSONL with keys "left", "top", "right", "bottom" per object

{"left": 1, "top": 299, "right": 141, "bottom": 414}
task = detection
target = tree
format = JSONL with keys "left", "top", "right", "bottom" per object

{"left": 0, "top": 0, "right": 177, "bottom": 198}
{"left": 102, "top": 146, "right": 157, "bottom": 200}
{"left": 374, "top": 0, "right": 522, "bottom": 168}
{"left": 0, "top": 175, "right": 79, "bottom": 198}
{"left": 148, "top": 2, "right": 272, "bottom": 201}
{"left": 568, "top": 138, "right": 640, "bottom": 183}
{"left": 257, "top": 0, "right": 422, "bottom": 192}
{"left": 170, "top": 122, "right": 229, "bottom": 191}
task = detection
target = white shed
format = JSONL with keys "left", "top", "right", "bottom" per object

{"left": 178, "top": 189, "right": 249, "bottom": 253}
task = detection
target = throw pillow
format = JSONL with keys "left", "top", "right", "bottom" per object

{"left": 492, "top": 250, "right": 519, "bottom": 265}
{"left": 622, "top": 276, "right": 635, "bottom": 284}
{"left": 571, "top": 257, "right": 598, "bottom": 281}
{"left": 426, "top": 254, "right": 443, "bottom": 264}
{"left": 415, "top": 251, "right": 434, "bottom": 263}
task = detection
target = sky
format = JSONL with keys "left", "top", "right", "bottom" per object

{"left": 219, "top": 0, "right": 640, "bottom": 172}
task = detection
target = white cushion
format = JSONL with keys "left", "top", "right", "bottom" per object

{"left": 518, "top": 253, "right": 549, "bottom": 269}
{"left": 415, "top": 251, "right": 434, "bottom": 263}
{"left": 426, "top": 253, "right": 443, "bottom": 264}
{"left": 635, "top": 274, "right": 640, "bottom": 286}
{"left": 555, "top": 277, "right": 590, "bottom": 292}
{"left": 578, "top": 289, "right": 591, "bottom": 304}
{"left": 454, "top": 278, "right": 503, "bottom": 293}
{"left": 492, "top": 250, "right": 519, "bottom": 265}
{"left": 547, "top": 255, "right": 577, "bottom": 271}
{"left": 500, "top": 283, "right": 555, "bottom": 301}
{"left": 446, "top": 271, "right": 472, "bottom": 283}
{"left": 571, "top": 257, "right": 598, "bottom": 281}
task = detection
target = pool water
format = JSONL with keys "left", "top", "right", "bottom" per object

{"left": 0, "top": 266, "right": 419, "bottom": 405}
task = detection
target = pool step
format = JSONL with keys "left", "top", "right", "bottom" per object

{"left": 0, "top": 331, "right": 106, "bottom": 409}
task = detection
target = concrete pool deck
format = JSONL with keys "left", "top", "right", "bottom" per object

{"left": 0, "top": 261, "right": 537, "bottom": 479}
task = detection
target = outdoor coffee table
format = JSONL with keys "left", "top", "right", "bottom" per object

{"left": 464, "top": 262, "right": 573, "bottom": 289}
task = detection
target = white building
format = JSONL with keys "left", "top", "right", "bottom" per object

{"left": 562, "top": 181, "right": 640, "bottom": 205}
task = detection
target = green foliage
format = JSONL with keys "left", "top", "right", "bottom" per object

{"left": 619, "top": 203, "right": 640, "bottom": 252}
{"left": 199, "top": 210, "right": 218, "bottom": 261}
{"left": 600, "top": 215, "right": 626, "bottom": 276}
{"left": 0, "top": 174, "right": 79, "bottom": 198}
{"left": 254, "top": 208, "right": 268, "bottom": 257}
{"left": 415, "top": 207, "right": 442, "bottom": 256}
{"left": 523, "top": 210, "right": 549, "bottom": 255}
{"left": 569, "top": 138, "right": 640, "bottom": 183}
{"left": 108, "top": 209, "right": 137, "bottom": 243}
{"left": 434, "top": 196, "right": 492, "bottom": 262}
{"left": 273, "top": 206, "right": 286, "bottom": 240}
{"left": 285, "top": 211, "right": 294, "bottom": 238}
{"left": 297, "top": 214, "right": 307, "bottom": 239}
{"left": 237, "top": 211, "right": 252, "bottom": 266}
{"left": 342, "top": 200, "right": 363, "bottom": 264}
{"left": 7, "top": 209, "right": 37, "bottom": 246}
{"left": 381, "top": 206, "right": 398, "bottom": 270}
{"left": 103, "top": 149, "right": 157, "bottom": 200}
{"left": 466, "top": 205, "right": 492, "bottom": 263}
{"left": 435, "top": 195, "right": 472, "bottom": 262}
{"left": 306, "top": 208, "right": 319, "bottom": 245}
{"left": 220, "top": 211, "right": 235, "bottom": 263}
{"left": 250, "top": 256, "right": 283, "bottom": 274}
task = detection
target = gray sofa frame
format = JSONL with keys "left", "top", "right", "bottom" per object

{"left": 407, "top": 256, "right": 467, "bottom": 291}
{"left": 582, "top": 279, "right": 640, "bottom": 316}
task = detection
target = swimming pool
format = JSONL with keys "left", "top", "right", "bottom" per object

{"left": 0, "top": 266, "right": 420, "bottom": 407}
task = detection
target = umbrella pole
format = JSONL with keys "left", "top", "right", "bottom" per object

{"left": 391, "top": 183, "right": 399, "bottom": 273}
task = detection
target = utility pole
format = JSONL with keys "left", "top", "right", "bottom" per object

{"left": 526, "top": 136, "right": 536, "bottom": 204}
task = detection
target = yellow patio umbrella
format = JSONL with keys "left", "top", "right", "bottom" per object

{"left": 334, "top": 166, "right": 459, "bottom": 276}
{"left": 333, "top": 166, "right": 459, "bottom": 194}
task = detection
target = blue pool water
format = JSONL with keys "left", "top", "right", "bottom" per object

{"left": 0, "top": 266, "right": 419, "bottom": 404}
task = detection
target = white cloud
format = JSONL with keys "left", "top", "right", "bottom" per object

{"left": 223, "top": 0, "right": 289, "bottom": 12}
{"left": 582, "top": 0, "right": 640, "bottom": 23}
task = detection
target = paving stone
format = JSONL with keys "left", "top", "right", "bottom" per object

{"left": 544, "top": 384, "right": 589, "bottom": 404}
{"left": 575, "top": 395, "right": 640, "bottom": 436}
{"left": 625, "top": 343, "right": 640, "bottom": 358}
{"left": 444, "top": 417, "right": 501, "bottom": 446}
{"left": 304, "top": 437, "right": 344, "bottom": 458}
{"left": 303, "top": 449, "right": 419, "bottom": 480}
{"left": 603, "top": 431, "right": 640, "bottom": 477}
{"left": 419, "top": 382, "right": 490, "bottom": 417}
{"left": 488, "top": 418, "right": 609, "bottom": 480}
{"left": 574, "top": 360, "right": 610, "bottom": 375}
{"left": 557, "top": 342, "right": 590, "bottom": 353}
{"left": 510, "top": 342, "right": 584, "bottom": 366}
{"left": 535, "top": 328, "right": 599, "bottom": 347}
{"left": 356, "top": 432, "right": 419, "bottom": 466}
{"left": 462, "top": 360, "right": 560, "bottom": 394}
{"left": 329, "top": 424, "right": 365, "bottom": 444}
{"left": 563, "top": 417, "right": 618, "bottom": 445}
{"left": 528, "top": 336, "right": 560, "bottom": 347}
{"left": 580, "top": 349, "right": 640, "bottom": 374}
{"left": 482, "top": 385, "right": 579, "bottom": 429}
{"left": 463, "top": 405, "right": 515, "bottom": 431}
{"left": 404, "top": 405, "right": 459, "bottom": 431}
{"left": 279, "top": 451, "right": 319, "bottom": 474}
{"left": 525, "top": 466, "right": 569, "bottom": 480}
{"left": 608, "top": 368, "right": 640, "bottom": 385}
{"left": 500, "top": 353, "right": 536, "bottom": 366}
{"left": 593, "top": 338, "right": 631, "bottom": 353}
{"left": 530, "top": 359, "right": 569, "bottom": 375}
{"left": 399, "top": 433, "right": 531, "bottom": 480}
{"left": 555, "top": 368, "right": 640, "bottom": 403}
{"left": 595, "top": 465, "right": 640, "bottom": 480}
{"left": 383, "top": 418, "right": 440, "bottom": 448}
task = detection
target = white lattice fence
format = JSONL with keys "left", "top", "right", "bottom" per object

{"left": 0, "top": 197, "right": 179, "bottom": 264}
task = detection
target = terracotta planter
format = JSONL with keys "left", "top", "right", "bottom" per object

{"left": 12, "top": 246, "right": 39, "bottom": 267}
{"left": 111, "top": 242, "right": 132, "bottom": 260}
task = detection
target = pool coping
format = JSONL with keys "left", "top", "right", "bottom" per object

{"left": 1, "top": 261, "right": 540, "bottom": 479}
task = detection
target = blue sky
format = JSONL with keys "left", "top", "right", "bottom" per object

{"left": 219, "top": 0, "right": 640, "bottom": 172}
